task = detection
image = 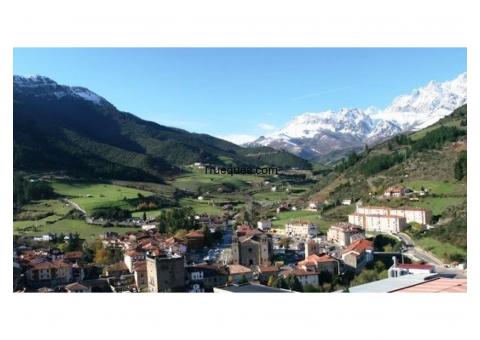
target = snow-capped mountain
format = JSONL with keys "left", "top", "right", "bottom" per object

{"left": 375, "top": 72, "right": 467, "bottom": 130}
{"left": 247, "top": 73, "right": 467, "bottom": 161}
{"left": 13, "top": 75, "right": 108, "bottom": 106}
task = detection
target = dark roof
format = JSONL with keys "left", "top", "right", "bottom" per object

{"left": 216, "top": 283, "right": 293, "bottom": 293}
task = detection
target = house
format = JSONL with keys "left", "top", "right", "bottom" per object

{"left": 388, "top": 257, "right": 434, "bottom": 278}
{"left": 341, "top": 199, "right": 352, "bottom": 206}
{"left": 257, "top": 220, "right": 272, "bottom": 231}
{"left": 297, "top": 254, "right": 339, "bottom": 276}
{"left": 306, "top": 202, "right": 318, "bottom": 211}
{"left": 65, "top": 282, "right": 91, "bottom": 293}
{"left": 285, "top": 221, "right": 317, "bottom": 239}
{"left": 348, "top": 212, "right": 407, "bottom": 233}
{"left": 227, "top": 264, "right": 253, "bottom": 284}
{"left": 133, "top": 261, "right": 148, "bottom": 291}
{"left": 185, "top": 230, "right": 205, "bottom": 249}
{"left": 305, "top": 239, "right": 321, "bottom": 257}
{"left": 123, "top": 249, "right": 146, "bottom": 272}
{"left": 25, "top": 260, "right": 73, "bottom": 288}
{"left": 236, "top": 224, "right": 255, "bottom": 236}
{"left": 146, "top": 253, "right": 185, "bottom": 292}
{"left": 103, "top": 262, "right": 130, "bottom": 278}
{"left": 185, "top": 263, "right": 229, "bottom": 292}
{"left": 280, "top": 268, "right": 320, "bottom": 288}
{"left": 341, "top": 239, "right": 374, "bottom": 273}
{"left": 383, "top": 185, "right": 407, "bottom": 198}
{"left": 327, "top": 222, "right": 365, "bottom": 247}
{"left": 63, "top": 251, "right": 83, "bottom": 264}
{"left": 256, "top": 265, "right": 280, "bottom": 285}
{"left": 142, "top": 224, "right": 157, "bottom": 231}
{"left": 231, "top": 230, "right": 272, "bottom": 267}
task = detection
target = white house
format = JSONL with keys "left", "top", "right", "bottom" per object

{"left": 285, "top": 221, "right": 317, "bottom": 239}
{"left": 388, "top": 257, "right": 434, "bottom": 278}
{"left": 257, "top": 220, "right": 272, "bottom": 231}
{"left": 348, "top": 213, "right": 407, "bottom": 233}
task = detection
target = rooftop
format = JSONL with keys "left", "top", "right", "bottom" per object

{"left": 214, "top": 283, "right": 293, "bottom": 293}
{"left": 348, "top": 273, "right": 438, "bottom": 293}
{"left": 392, "top": 278, "right": 467, "bottom": 293}
{"left": 395, "top": 263, "right": 434, "bottom": 271}
{"left": 228, "top": 264, "right": 252, "bottom": 275}
{"left": 343, "top": 239, "right": 373, "bottom": 255}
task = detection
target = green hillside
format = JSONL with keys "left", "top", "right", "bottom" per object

{"left": 310, "top": 105, "right": 467, "bottom": 261}
{"left": 14, "top": 85, "right": 310, "bottom": 182}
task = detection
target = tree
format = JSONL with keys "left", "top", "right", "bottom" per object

{"left": 303, "top": 284, "right": 321, "bottom": 292}
{"left": 142, "top": 211, "right": 147, "bottom": 221}
{"left": 454, "top": 151, "right": 467, "bottom": 180}
{"left": 238, "top": 275, "right": 249, "bottom": 284}
{"left": 267, "top": 276, "right": 277, "bottom": 287}
{"left": 279, "top": 237, "right": 292, "bottom": 249}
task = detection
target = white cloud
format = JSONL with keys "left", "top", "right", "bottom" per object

{"left": 216, "top": 134, "right": 258, "bottom": 145}
{"left": 257, "top": 123, "right": 276, "bottom": 131}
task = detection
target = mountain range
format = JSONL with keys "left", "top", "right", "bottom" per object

{"left": 13, "top": 75, "right": 310, "bottom": 182}
{"left": 247, "top": 73, "right": 467, "bottom": 161}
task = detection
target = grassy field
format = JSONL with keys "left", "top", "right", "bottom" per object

{"left": 404, "top": 179, "right": 466, "bottom": 196}
{"left": 169, "top": 169, "right": 265, "bottom": 192}
{"left": 416, "top": 237, "right": 467, "bottom": 262}
{"left": 50, "top": 180, "right": 154, "bottom": 213}
{"left": 179, "top": 197, "right": 225, "bottom": 215}
{"left": 15, "top": 218, "right": 139, "bottom": 239}
{"left": 403, "top": 196, "right": 464, "bottom": 216}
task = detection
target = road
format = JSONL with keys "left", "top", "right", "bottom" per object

{"left": 62, "top": 198, "right": 86, "bottom": 215}
{"left": 398, "top": 232, "right": 445, "bottom": 266}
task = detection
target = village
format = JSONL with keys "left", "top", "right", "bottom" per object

{"left": 13, "top": 183, "right": 467, "bottom": 293}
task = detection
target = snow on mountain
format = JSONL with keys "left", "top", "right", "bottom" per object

{"left": 248, "top": 73, "right": 467, "bottom": 160}
{"left": 375, "top": 72, "right": 467, "bottom": 130}
{"left": 14, "top": 75, "right": 106, "bottom": 106}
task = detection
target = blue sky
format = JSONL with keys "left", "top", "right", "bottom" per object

{"left": 14, "top": 48, "right": 466, "bottom": 144}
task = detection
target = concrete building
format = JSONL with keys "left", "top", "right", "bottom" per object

{"left": 124, "top": 249, "right": 146, "bottom": 272}
{"left": 327, "top": 222, "right": 365, "bottom": 247}
{"left": 354, "top": 205, "right": 432, "bottom": 225}
{"left": 185, "top": 263, "right": 229, "bottom": 292}
{"left": 348, "top": 213, "right": 407, "bottom": 233}
{"left": 341, "top": 239, "right": 374, "bottom": 273}
{"left": 285, "top": 221, "right": 317, "bottom": 239}
{"left": 231, "top": 231, "right": 272, "bottom": 267}
{"left": 305, "top": 239, "right": 321, "bottom": 257}
{"left": 383, "top": 186, "right": 406, "bottom": 198}
{"left": 388, "top": 257, "right": 434, "bottom": 278}
{"left": 297, "top": 254, "right": 339, "bottom": 277}
{"left": 280, "top": 268, "right": 320, "bottom": 288}
{"left": 146, "top": 253, "right": 185, "bottom": 292}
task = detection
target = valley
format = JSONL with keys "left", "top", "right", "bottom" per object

{"left": 13, "top": 74, "right": 467, "bottom": 293}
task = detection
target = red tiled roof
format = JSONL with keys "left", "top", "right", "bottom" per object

{"left": 281, "top": 268, "right": 319, "bottom": 277}
{"left": 343, "top": 239, "right": 373, "bottom": 255}
{"left": 298, "top": 254, "right": 337, "bottom": 267}
{"left": 396, "top": 263, "right": 434, "bottom": 271}
{"left": 258, "top": 266, "right": 279, "bottom": 273}
{"left": 228, "top": 264, "right": 252, "bottom": 275}
{"left": 185, "top": 230, "right": 204, "bottom": 238}
{"left": 64, "top": 251, "right": 83, "bottom": 259}
{"left": 393, "top": 278, "right": 467, "bottom": 293}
